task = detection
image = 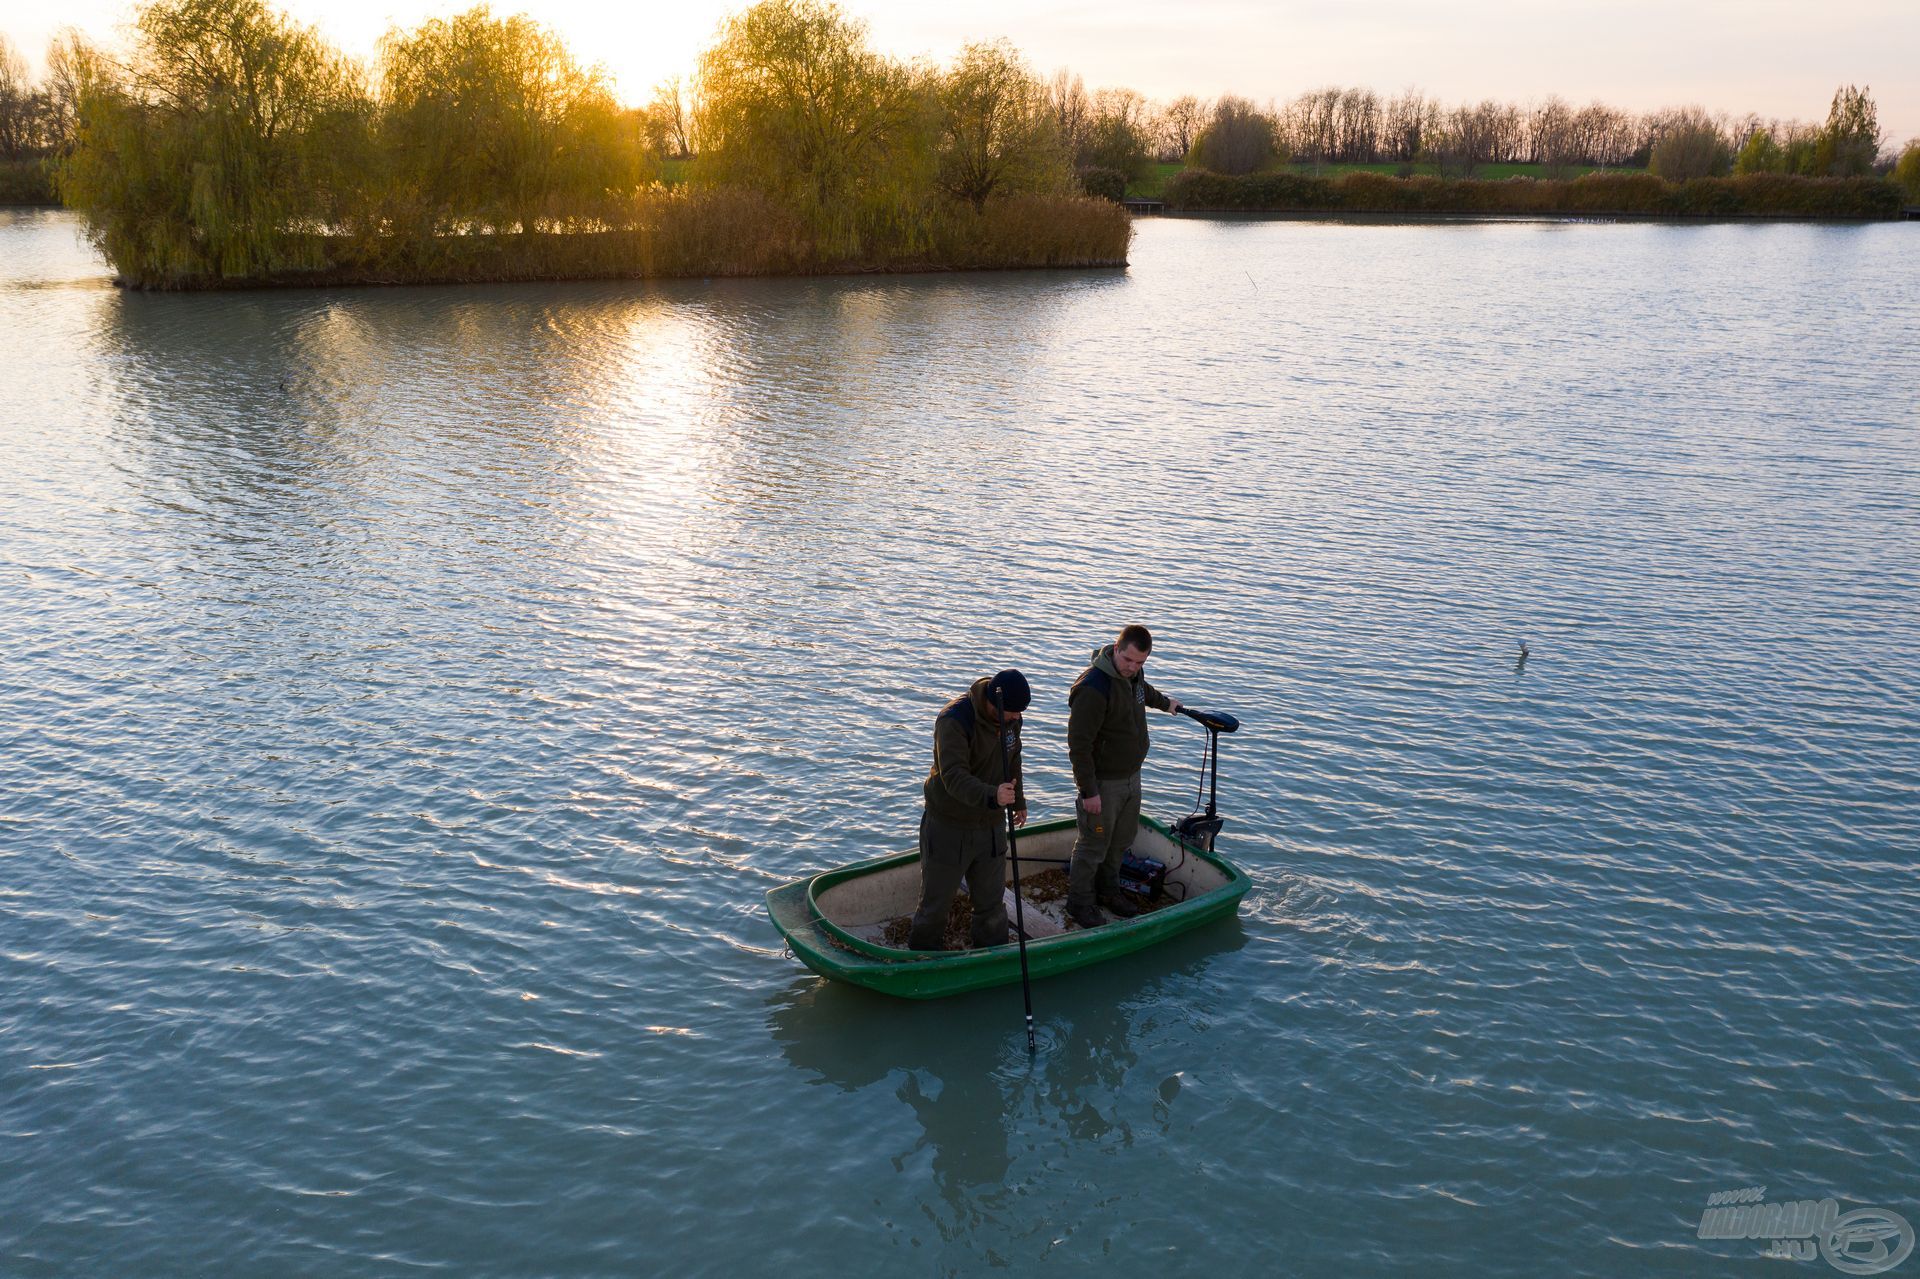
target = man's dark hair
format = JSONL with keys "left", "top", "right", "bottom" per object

{"left": 1116, "top": 624, "right": 1153, "bottom": 654}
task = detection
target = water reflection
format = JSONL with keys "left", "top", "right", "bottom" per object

{"left": 765, "top": 919, "right": 1247, "bottom": 1236}
{"left": 83, "top": 269, "right": 1123, "bottom": 563}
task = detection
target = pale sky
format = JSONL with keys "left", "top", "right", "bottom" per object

{"left": 6, "top": 0, "right": 1917, "bottom": 143}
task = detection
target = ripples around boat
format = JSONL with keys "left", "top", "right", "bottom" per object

{"left": 2, "top": 208, "right": 1917, "bottom": 1276}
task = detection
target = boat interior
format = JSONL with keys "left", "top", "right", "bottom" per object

{"left": 814, "top": 822, "right": 1233, "bottom": 946}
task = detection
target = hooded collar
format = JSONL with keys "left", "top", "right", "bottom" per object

{"left": 969, "top": 676, "right": 1007, "bottom": 726}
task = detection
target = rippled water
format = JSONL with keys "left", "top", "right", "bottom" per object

{"left": 3, "top": 207, "right": 1917, "bottom": 1276}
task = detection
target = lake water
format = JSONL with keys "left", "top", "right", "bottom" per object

{"left": 2, "top": 208, "right": 1917, "bottom": 1277}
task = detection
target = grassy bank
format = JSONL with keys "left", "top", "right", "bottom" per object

{"left": 0, "top": 159, "right": 60, "bottom": 206}
{"left": 105, "top": 190, "right": 1132, "bottom": 291}
{"left": 1161, "top": 170, "right": 1907, "bottom": 219}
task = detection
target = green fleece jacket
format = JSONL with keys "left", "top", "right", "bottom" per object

{"left": 922, "top": 678, "right": 1026, "bottom": 826}
{"left": 1067, "top": 644, "right": 1169, "bottom": 796}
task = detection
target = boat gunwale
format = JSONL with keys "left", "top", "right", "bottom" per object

{"left": 798, "top": 814, "right": 1249, "bottom": 967}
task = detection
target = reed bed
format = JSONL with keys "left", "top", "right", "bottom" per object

{"left": 1164, "top": 170, "right": 1906, "bottom": 219}
{"left": 105, "top": 188, "right": 1130, "bottom": 290}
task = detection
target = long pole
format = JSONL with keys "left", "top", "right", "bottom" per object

{"left": 996, "top": 686, "right": 1037, "bottom": 1055}
{"left": 1208, "top": 726, "right": 1220, "bottom": 820}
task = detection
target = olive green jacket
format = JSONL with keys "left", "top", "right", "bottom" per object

{"left": 1067, "top": 644, "right": 1170, "bottom": 797}
{"left": 922, "top": 678, "right": 1026, "bottom": 827}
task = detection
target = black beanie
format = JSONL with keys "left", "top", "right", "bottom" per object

{"left": 989, "top": 669, "right": 1031, "bottom": 713}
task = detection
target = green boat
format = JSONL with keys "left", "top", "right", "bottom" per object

{"left": 765, "top": 813, "right": 1251, "bottom": 1000}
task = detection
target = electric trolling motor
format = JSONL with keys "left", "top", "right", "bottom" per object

{"left": 1170, "top": 706, "right": 1240, "bottom": 853}
{"left": 1117, "top": 705, "right": 1242, "bottom": 901}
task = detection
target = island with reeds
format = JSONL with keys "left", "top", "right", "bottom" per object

{"left": 3, "top": 0, "right": 1915, "bottom": 289}
{"left": 27, "top": 0, "right": 1132, "bottom": 289}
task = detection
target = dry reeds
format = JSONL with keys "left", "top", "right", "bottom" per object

{"left": 1164, "top": 168, "right": 1905, "bottom": 219}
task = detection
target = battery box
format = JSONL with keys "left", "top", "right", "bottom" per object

{"left": 1118, "top": 852, "right": 1167, "bottom": 900}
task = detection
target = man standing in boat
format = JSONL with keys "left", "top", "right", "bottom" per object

{"left": 908, "top": 669, "right": 1031, "bottom": 951}
{"left": 1066, "top": 625, "right": 1181, "bottom": 928}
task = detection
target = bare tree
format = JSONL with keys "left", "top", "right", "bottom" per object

{"left": 1159, "top": 93, "right": 1208, "bottom": 161}
{"left": 41, "top": 31, "right": 87, "bottom": 154}
{"left": 1336, "top": 86, "right": 1379, "bottom": 161}
{"left": 1570, "top": 101, "right": 1633, "bottom": 167}
{"left": 1491, "top": 101, "right": 1524, "bottom": 163}
{"left": 1429, "top": 100, "right": 1501, "bottom": 176}
{"left": 1383, "top": 88, "right": 1434, "bottom": 162}
{"left": 1045, "top": 69, "right": 1090, "bottom": 162}
{"left": 649, "top": 74, "right": 694, "bottom": 158}
{"left": 1085, "top": 86, "right": 1153, "bottom": 177}
{"left": 1530, "top": 96, "right": 1574, "bottom": 173}
{"left": 0, "top": 34, "right": 34, "bottom": 160}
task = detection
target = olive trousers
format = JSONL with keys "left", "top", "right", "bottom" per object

{"left": 908, "top": 809, "right": 1010, "bottom": 951}
{"left": 1069, "top": 772, "right": 1141, "bottom": 911}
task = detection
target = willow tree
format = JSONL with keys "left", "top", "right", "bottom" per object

{"left": 378, "top": 7, "right": 647, "bottom": 239}
{"left": 1732, "top": 128, "right": 1783, "bottom": 176}
{"left": 1813, "top": 84, "right": 1880, "bottom": 177}
{"left": 1083, "top": 88, "right": 1154, "bottom": 180}
{"left": 934, "top": 41, "right": 1066, "bottom": 210}
{"left": 693, "top": 0, "right": 930, "bottom": 254}
{"left": 59, "top": 0, "right": 369, "bottom": 284}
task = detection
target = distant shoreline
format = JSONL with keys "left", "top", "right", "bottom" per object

{"left": 1138, "top": 207, "right": 1912, "bottom": 224}
{"left": 102, "top": 256, "right": 1131, "bottom": 292}
{"left": 1151, "top": 170, "right": 1910, "bottom": 222}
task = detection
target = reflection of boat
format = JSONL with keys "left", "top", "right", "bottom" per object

{"left": 766, "top": 815, "right": 1250, "bottom": 1000}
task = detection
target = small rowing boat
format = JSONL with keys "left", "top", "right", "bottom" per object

{"left": 765, "top": 814, "right": 1250, "bottom": 1000}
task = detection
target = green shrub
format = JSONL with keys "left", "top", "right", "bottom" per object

{"left": 0, "top": 157, "right": 58, "bottom": 204}
{"left": 1649, "top": 122, "right": 1731, "bottom": 180}
{"left": 1076, "top": 166, "right": 1125, "bottom": 201}
{"left": 1163, "top": 169, "right": 1339, "bottom": 210}
{"left": 1893, "top": 142, "right": 1920, "bottom": 202}
{"left": 1188, "top": 96, "right": 1276, "bottom": 176}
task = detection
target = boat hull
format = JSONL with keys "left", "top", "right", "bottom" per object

{"left": 765, "top": 815, "right": 1250, "bottom": 999}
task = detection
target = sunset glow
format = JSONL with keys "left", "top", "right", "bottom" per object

{"left": 9, "top": 0, "right": 1918, "bottom": 140}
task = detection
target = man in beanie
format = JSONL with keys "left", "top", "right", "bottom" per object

{"left": 1066, "top": 625, "right": 1181, "bottom": 928}
{"left": 908, "top": 669, "right": 1031, "bottom": 951}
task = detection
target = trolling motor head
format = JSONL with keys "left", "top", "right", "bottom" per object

{"left": 1171, "top": 705, "right": 1240, "bottom": 851}
{"left": 1179, "top": 707, "right": 1240, "bottom": 734}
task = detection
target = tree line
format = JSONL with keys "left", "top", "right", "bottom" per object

{"left": 5, "top": 0, "right": 1916, "bottom": 281}
{"left": 1158, "top": 85, "right": 1914, "bottom": 217}
{"left": 1161, "top": 169, "right": 1906, "bottom": 220}
{"left": 1158, "top": 86, "right": 1902, "bottom": 179}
